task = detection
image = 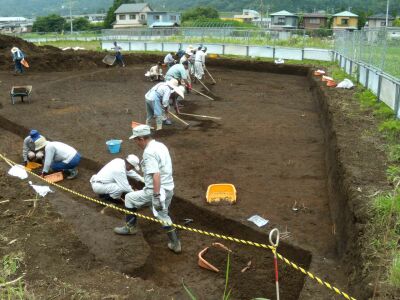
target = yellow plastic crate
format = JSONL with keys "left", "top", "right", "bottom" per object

{"left": 206, "top": 184, "right": 237, "bottom": 204}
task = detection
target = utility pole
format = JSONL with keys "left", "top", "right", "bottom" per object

{"left": 386, "top": 0, "right": 390, "bottom": 27}
{"left": 260, "top": 0, "right": 264, "bottom": 28}
{"left": 69, "top": 0, "right": 73, "bottom": 34}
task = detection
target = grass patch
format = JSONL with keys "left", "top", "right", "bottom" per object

{"left": 0, "top": 252, "right": 26, "bottom": 300}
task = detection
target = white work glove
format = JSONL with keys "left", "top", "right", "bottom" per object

{"left": 152, "top": 193, "right": 162, "bottom": 212}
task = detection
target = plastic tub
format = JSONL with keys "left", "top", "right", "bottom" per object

{"left": 206, "top": 183, "right": 237, "bottom": 205}
{"left": 106, "top": 140, "right": 122, "bottom": 154}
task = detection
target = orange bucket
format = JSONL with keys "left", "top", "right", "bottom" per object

{"left": 25, "top": 161, "right": 42, "bottom": 171}
{"left": 44, "top": 172, "right": 64, "bottom": 183}
{"left": 198, "top": 243, "right": 231, "bottom": 272}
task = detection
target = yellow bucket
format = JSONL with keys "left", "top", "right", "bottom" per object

{"left": 209, "top": 54, "right": 218, "bottom": 59}
{"left": 206, "top": 184, "right": 237, "bottom": 205}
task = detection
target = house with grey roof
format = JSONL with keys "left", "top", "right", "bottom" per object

{"left": 270, "top": 10, "right": 298, "bottom": 29}
{"left": 366, "top": 13, "right": 395, "bottom": 28}
{"left": 113, "top": 2, "right": 181, "bottom": 28}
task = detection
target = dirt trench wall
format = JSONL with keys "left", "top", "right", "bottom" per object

{"left": 308, "top": 71, "right": 389, "bottom": 299}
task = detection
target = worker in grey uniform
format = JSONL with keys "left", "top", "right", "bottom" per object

{"left": 114, "top": 125, "right": 181, "bottom": 254}
{"left": 34, "top": 137, "right": 81, "bottom": 180}
{"left": 90, "top": 155, "right": 144, "bottom": 203}
{"left": 22, "top": 129, "right": 44, "bottom": 165}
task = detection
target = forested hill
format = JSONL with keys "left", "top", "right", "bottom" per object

{"left": 0, "top": 0, "right": 398, "bottom": 17}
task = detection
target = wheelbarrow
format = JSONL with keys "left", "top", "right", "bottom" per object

{"left": 102, "top": 54, "right": 116, "bottom": 66}
{"left": 10, "top": 85, "right": 32, "bottom": 104}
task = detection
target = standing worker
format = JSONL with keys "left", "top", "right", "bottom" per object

{"left": 11, "top": 47, "right": 25, "bottom": 74}
{"left": 112, "top": 42, "right": 126, "bottom": 67}
{"left": 194, "top": 46, "right": 207, "bottom": 80}
{"left": 114, "top": 125, "right": 182, "bottom": 254}
{"left": 163, "top": 52, "right": 176, "bottom": 69}
{"left": 90, "top": 155, "right": 144, "bottom": 203}
{"left": 144, "top": 79, "right": 184, "bottom": 130}
{"left": 22, "top": 129, "right": 45, "bottom": 166}
{"left": 34, "top": 137, "right": 81, "bottom": 179}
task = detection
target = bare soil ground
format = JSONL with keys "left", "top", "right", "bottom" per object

{"left": 0, "top": 35, "right": 365, "bottom": 299}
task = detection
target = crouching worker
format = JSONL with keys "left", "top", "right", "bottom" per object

{"left": 114, "top": 125, "right": 181, "bottom": 254}
{"left": 90, "top": 155, "right": 144, "bottom": 203}
{"left": 22, "top": 129, "right": 44, "bottom": 166}
{"left": 145, "top": 78, "right": 184, "bottom": 130}
{"left": 146, "top": 62, "right": 163, "bottom": 81}
{"left": 34, "top": 137, "right": 81, "bottom": 180}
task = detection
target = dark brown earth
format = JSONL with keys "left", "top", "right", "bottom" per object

{"left": 0, "top": 34, "right": 388, "bottom": 299}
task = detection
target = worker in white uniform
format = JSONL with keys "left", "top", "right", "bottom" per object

{"left": 163, "top": 52, "right": 176, "bottom": 69}
{"left": 194, "top": 46, "right": 207, "bottom": 80}
{"left": 114, "top": 125, "right": 181, "bottom": 254}
{"left": 145, "top": 78, "right": 184, "bottom": 130}
{"left": 90, "top": 155, "right": 144, "bottom": 203}
{"left": 34, "top": 137, "right": 81, "bottom": 179}
{"left": 22, "top": 129, "right": 44, "bottom": 165}
{"left": 146, "top": 62, "right": 163, "bottom": 81}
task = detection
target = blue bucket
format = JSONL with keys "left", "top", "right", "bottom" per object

{"left": 106, "top": 139, "right": 122, "bottom": 154}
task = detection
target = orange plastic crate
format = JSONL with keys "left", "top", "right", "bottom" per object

{"left": 44, "top": 172, "right": 64, "bottom": 183}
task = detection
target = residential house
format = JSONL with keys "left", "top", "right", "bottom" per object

{"left": 233, "top": 9, "right": 260, "bottom": 23}
{"left": 0, "top": 17, "right": 33, "bottom": 33}
{"left": 270, "top": 10, "right": 298, "bottom": 29}
{"left": 332, "top": 11, "right": 358, "bottom": 30}
{"left": 366, "top": 13, "right": 394, "bottom": 28}
{"left": 147, "top": 12, "right": 181, "bottom": 27}
{"left": 301, "top": 13, "right": 329, "bottom": 29}
{"left": 113, "top": 3, "right": 181, "bottom": 28}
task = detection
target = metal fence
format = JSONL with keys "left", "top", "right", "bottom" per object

{"left": 102, "top": 28, "right": 334, "bottom": 49}
{"left": 334, "top": 28, "right": 400, "bottom": 79}
{"left": 333, "top": 28, "right": 400, "bottom": 117}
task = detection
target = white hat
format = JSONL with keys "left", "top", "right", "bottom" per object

{"left": 167, "top": 79, "right": 185, "bottom": 99}
{"left": 11, "top": 47, "right": 18, "bottom": 53}
{"left": 34, "top": 136, "right": 48, "bottom": 151}
{"left": 126, "top": 154, "right": 140, "bottom": 171}
{"left": 129, "top": 124, "right": 151, "bottom": 140}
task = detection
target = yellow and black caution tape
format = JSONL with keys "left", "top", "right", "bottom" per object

{"left": 0, "top": 153, "right": 356, "bottom": 300}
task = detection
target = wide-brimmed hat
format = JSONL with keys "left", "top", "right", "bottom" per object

{"left": 34, "top": 136, "right": 48, "bottom": 151}
{"left": 167, "top": 79, "right": 185, "bottom": 99}
{"left": 129, "top": 124, "right": 151, "bottom": 140}
{"left": 126, "top": 154, "right": 140, "bottom": 171}
{"left": 11, "top": 47, "right": 18, "bottom": 53}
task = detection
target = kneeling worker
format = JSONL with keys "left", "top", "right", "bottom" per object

{"left": 114, "top": 125, "right": 181, "bottom": 254}
{"left": 90, "top": 155, "right": 144, "bottom": 203}
{"left": 22, "top": 129, "right": 44, "bottom": 165}
{"left": 34, "top": 137, "right": 81, "bottom": 179}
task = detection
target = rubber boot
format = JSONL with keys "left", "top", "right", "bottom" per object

{"left": 165, "top": 227, "right": 181, "bottom": 254}
{"left": 99, "top": 194, "right": 120, "bottom": 204}
{"left": 114, "top": 208, "right": 138, "bottom": 235}
{"left": 156, "top": 116, "right": 163, "bottom": 131}
{"left": 66, "top": 168, "right": 78, "bottom": 180}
